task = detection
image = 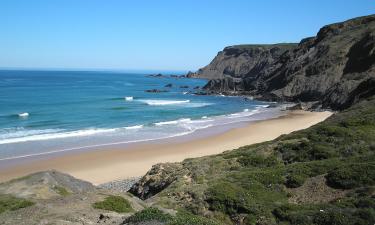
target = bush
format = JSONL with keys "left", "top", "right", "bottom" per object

{"left": 93, "top": 195, "right": 133, "bottom": 213}
{"left": 124, "top": 207, "right": 172, "bottom": 223}
{"left": 313, "top": 210, "right": 352, "bottom": 225}
{"left": 124, "top": 208, "right": 220, "bottom": 225}
{"left": 53, "top": 186, "right": 70, "bottom": 196}
{"left": 0, "top": 194, "right": 34, "bottom": 214}
{"left": 238, "top": 154, "right": 280, "bottom": 168}
{"left": 326, "top": 163, "right": 375, "bottom": 189}
{"left": 285, "top": 174, "right": 306, "bottom": 188}
{"left": 206, "top": 181, "right": 249, "bottom": 215}
{"left": 170, "top": 211, "right": 220, "bottom": 225}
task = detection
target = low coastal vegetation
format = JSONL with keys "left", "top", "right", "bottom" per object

{"left": 130, "top": 97, "right": 375, "bottom": 225}
{"left": 123, "top": 207, "right": 220, "bottom": 225}
{"left": 0, "top": 194, "right": 34, "bottom": 214}
{"left": 53, "top": 185, "right": 71, "bottom": 196}
{"left": 93, "top": 195, "right": 133, "bottom": 213}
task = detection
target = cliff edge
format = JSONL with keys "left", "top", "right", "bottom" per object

{"left": 193, "top": 15, "right": 375, "bottom": 110}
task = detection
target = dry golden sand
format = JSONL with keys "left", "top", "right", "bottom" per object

{"left": 0, "top": 110, "right": 332, "bottom": 185}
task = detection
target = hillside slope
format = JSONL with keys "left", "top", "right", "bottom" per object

{"left": 195, "top": 15, "right": 375, "bottom": 110}
{"left": 130, "top": 97, "right": 375, "bottom": 225}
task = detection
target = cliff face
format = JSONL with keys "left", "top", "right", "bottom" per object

{"left": 197, "top": 15, "right": 375, "bottom": 110}
{"left": 188, "top": 44, "right": 297, "bottom": 80}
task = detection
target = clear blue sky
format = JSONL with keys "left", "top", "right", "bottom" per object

{"left": 0, "top": 0, "right": 373, "bottom": 72}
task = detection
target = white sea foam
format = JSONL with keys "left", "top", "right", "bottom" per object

{"left": 0, "top": 128, "right": 63, "bottom": 140}
{"left": 0, "top": 105, "right": 284, "bottom": 163}
{"left": 124, "top": 125, "right": 143, "bottom": 130}
{"left": 125, "top": 96, "right": 133, "bottom": 101}
{"left": 256, "top": 105, "right": 269, "bottom": 108}
{"left": 188, "top": 102, "right": 214, "bottom": 108}
{"left": 154, "top": 118, "right": 192, "bottom": 126}
{"left": 139, "top": 99, "right": 190, "bottom": 106}
{"left": 0, "top": 128, "right": 118, "bottom": 145}
{"left": 0, "top": 130, "right": 194, "bottom": 161}
{"left": 18, "top": 112, "right": 29, "bottom": 118}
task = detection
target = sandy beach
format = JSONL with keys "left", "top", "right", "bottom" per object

{"left": 0, "top": 110, "right": 332, "bottom": 185}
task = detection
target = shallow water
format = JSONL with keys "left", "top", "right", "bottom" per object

{"left": 0, "top": 70, "right": 281, "bottom": 160}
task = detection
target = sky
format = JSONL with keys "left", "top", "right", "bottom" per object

{"left": 0, "top": 0, "right": 374, "bottom": 72}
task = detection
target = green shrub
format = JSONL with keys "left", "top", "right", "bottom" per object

{"left": 124, "top": 207, "right": 173, "bottom": 223}
{"left": 93, "top": 195, "right": 133, "bottom": 213}
{"left": 326, "top": 163, "right": 375, "bottom": 189}
{"left": 124, "top": 208, "right": 220, "bottom": 225}
{"left": 285, "top": 174, "right": 307, "bottom": 188}
{"left": 206, "top": 181, "right": 249, "bottom": 215}
{"left": 170, "top": 211, "right": 220, "bottom": 225}
{"left": 0, "top": 194, "right": 34, "bottom": 214}
{"left": 313, "top": 209, "right": 352, "bottom": 225}
{"left": 238, "top": 154, "right": 280, "bottom": 168}
{"left": 53, "top": 186, "right": 70, "bottom": 196}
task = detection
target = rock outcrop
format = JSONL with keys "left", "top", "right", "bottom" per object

{"left": 0, "top": 170, "right": 96, "bottom": 199}
{"left": 195, "top": 15, "right": 375, "bottom": 110}
{"left": 129, "top": 163, "right": 184, "bottom": 200}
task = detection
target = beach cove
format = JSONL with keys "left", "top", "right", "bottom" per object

{"left": 0, "top": 110, "right": 332, "bottom": 185}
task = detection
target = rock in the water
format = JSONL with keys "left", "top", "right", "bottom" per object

{"left": 145, "top": 89, "right": 168, "bottom": 93}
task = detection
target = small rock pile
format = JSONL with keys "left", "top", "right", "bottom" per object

{"left": 98, "top": 177, "right": 141, "bottom": 193}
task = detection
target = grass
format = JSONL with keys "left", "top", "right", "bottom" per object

{"left": 133, "top": 97, "right": 375, "bottom": 225}
{"left": 0, "top": 194, "right": 34, "bottom": 214}
{"left": 124, "top": 207, "right": 221, "bottom": 225}
{"left": 53, "top": 186, "right": 70, "bottom": 196}
{"left": 326, "top": 163, "right": 375, "bottom": 189}
{"left": 93, "top": 195, "right": 133, "bottom": 213}
{"left": 124, "top": 207, "right": 173, "bottom": 223}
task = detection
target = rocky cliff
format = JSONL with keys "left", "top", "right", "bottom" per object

{"left": 195, "top": 15, "right": 375, "bottom": 110}
{"left": 188, "top": 44, "right": 297, "bottom": 80}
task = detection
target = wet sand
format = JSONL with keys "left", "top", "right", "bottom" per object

{"left": 0, "top": 110, "right": 332, "bottom": 185}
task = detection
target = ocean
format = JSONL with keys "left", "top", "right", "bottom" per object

{"left": 0, "top": 70, "right": 283, "bottom": 160}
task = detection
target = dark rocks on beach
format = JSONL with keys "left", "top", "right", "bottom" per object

{"left": 185, "top": 71, "right": 196, "bottom": 78}
{"left": 286, "top": 103, "right": 305, "bottom": 110}
{"left": 193, "top": 86, "right": 200, "bottom": 89}
{"left": 193, "top": 91, "right": 208, "bottom": 95}
{"left": 164, "top": 83, "right": 173, "bottom": 88}
{"left": 266, "top": 103, "right": 279, "bottom": 108}
{"left": 145, "top": 89, "right": 168, "bottom": 93}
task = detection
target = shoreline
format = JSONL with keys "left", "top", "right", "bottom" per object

{"left": 0, "top": 110, "right": 332, "bottom": 185}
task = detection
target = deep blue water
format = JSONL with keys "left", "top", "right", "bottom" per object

{"left": 0, "top": 70, "right": 281, "bottom": 160}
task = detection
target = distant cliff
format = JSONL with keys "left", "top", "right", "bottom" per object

{"left": 192, "top": 15, "right": 375, "bottom": 110}
{"left": 188, "top": 44, "right": 297, "bottom": 80}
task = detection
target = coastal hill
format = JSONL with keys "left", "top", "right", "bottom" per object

{"left": 190, "top": 15, "right": 375, "bottom": 110}
{"left": 0, "top": 14, "right": 375, "bottom": 225}
{"left": 129, "top": 95, "right": 375, "bottom": 225}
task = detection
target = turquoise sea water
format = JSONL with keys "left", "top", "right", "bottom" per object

{"left": 0, "top": 70, "right": 282, "bottom": 160}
